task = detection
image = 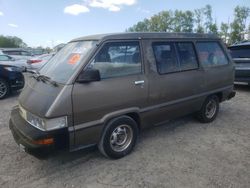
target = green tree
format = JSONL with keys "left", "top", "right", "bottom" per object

{"left": 127, "top": 19, "right": 150, "bottom": 32}
{"left": 172, "top": 10, "right": 194, "bottom": 32}
{"left": 204, "top": 5, "right": 212, "bottom": 32}
{"left": 220, "top": 22, "right": 230, "bottom": 43}
{"left": 194, "top": 8, "right": 205, "bottom": 33}
{"left": 127, "top": 4, "right": 250, "bottom": 41}
{"left": 209, "top": 22, "right": 218, "bottom": 34}
{"left": 0, "top": 35, "right": 27, "bottom": 48}
{"left": 157, "top": 11, "right": 174, "bottom": 32}
{"left": 230, "top": 6, "right": 250, "bottom": 44}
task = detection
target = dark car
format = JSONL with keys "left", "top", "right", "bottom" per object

{"left": 0, "top": 64, "right": 24, "bottom": 99}
{"left": 229, "top": 42, "right": 250, "bottom": 85}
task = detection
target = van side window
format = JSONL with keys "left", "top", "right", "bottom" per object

{"left": 90, "top": 41, "right": 142, "bottom": 79}
{"left": 152, "top": 42, "right": 179, "bottom": 74}
{"left": 176, "top": 42, "right": 198, "bottom": 71}
{"left": 196, "top": 42, "right": 228, "bottom": 67}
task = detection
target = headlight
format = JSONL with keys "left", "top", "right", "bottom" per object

{"left": 19, "top": 105, "right": 67, "bottom": 131}
{"left": 4, "top": 66, "right": 22, "bottom": 72}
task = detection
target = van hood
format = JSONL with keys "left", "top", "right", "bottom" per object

{"left": 18, "top": 75, "right": 73, "bottom": 118}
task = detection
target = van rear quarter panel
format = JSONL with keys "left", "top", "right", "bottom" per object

{"left": 195, "top": 40, "right": 234, "bottom": 92}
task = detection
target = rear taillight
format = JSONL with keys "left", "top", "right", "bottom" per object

{"left": 27, "top": 60, "right": 42, "bottom": 64}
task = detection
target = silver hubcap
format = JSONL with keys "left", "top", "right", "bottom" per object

{"left": 110, "top": 124, "right": 133, "bottom": 152}
{"left": 205, "top": 99, "right": 217, "bottom": 119}
{"left": 0, "top": 81, "right": 7, "bottom": 98}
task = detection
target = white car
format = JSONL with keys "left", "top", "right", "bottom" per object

{"left": 2, "top": 49, "right": 33, "bottom": 60}
{"left": 27, "top": 53, "right": 55, "bottom": 70}
{"left": 0, "top": 54, "right": 28, "bottom": 70}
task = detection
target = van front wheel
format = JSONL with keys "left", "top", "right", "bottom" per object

{"left": 196, "top": 95, "right": 219, "bottom": 123}
{"left": 98, "top": 116, "right": 138, "bottom": 159}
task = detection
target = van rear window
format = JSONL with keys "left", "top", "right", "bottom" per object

{"left": 176, "top": 42, "right": 198, "bottom": 71}
{"left": 152, "top": 42, "right": 179, "bottom": 74}
{"left": 152, "top": 42, "right": 198, "bottom": 74}
{"left": 196, "top": 42, "right": 228, "bottom": 67}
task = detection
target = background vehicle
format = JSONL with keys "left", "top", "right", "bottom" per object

{"left": 2, "top": 49, "right": 33, "bottom": 60}
{"left": 229, "top": 41, "right": 250, "bottom": 85}
{"left": 0, "top": 54, "right": 28, "bottom": 70}
{"left": 0, "top": 64, "right": 24, "bottom": 99}
{"left": 27, "top": 53, "right": 55, "bottom": 70}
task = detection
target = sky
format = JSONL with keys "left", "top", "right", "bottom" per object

{"left": 0, "top": 0, "right": 250, "bottom": 47}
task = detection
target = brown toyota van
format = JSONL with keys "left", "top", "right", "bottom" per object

{"left": 9, "top": 33, "right": 235, "bottom": 159}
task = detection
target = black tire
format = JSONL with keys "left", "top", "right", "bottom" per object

{"left": 0, "top": 78, "right": 10, "bottom": 99}
{"left": 196, "top": 95, "right": 219, "bottom": 123}
{"left": 98, "top": 116, "right": 138, "bottom": 159}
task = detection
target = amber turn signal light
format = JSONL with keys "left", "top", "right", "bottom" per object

{"left": 33, "top": 138, "right": 54, "bottom": 145}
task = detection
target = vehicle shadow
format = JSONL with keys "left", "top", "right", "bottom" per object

{"left": 9, "top": 90, "right": 21, "bottom": 98}
{"left": 234, "top": 84, "right": 250, "bottom": 92}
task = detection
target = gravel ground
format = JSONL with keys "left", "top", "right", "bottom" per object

{"left": 0, "top": 86, "right": 249, "bottom": 188}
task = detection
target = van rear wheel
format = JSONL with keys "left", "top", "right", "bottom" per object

{"left": 196, "top": 95, "right": 219, "bottom": 123}
{"left": 98, "top": 116, "right": 138, "bottom": 159}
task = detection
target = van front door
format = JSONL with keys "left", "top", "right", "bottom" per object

{"left": 71, "top": 40, "right": 148, "bottom": 149}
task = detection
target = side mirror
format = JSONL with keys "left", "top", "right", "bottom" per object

{"left": 77, "top": 69, "right": 101, "bottom": 83}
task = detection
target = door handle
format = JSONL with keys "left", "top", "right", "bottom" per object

{"left": 134, "top": 80, "right": 145, "bottom": 85}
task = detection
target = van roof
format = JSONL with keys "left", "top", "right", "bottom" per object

{"left": 71, "top": 32, "right": 219, "bottom": 42}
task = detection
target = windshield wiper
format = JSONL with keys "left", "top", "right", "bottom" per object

{"left": 26, "top": 70, "right": 58, "bottom": 87}
{"left": 26, "top": 69, "right": 41, "bottom": 80}
{"left": 37, "top": 75, "right": 58, "bottom": 87}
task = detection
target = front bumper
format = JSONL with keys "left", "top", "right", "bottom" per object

{"left": 9, "top": 107, "right": 69, "bottom": 154}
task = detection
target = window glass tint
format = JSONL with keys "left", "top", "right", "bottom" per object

{"left": 176, "top": 42, "right": 198, "bottom": 70}
{"left": 40, "top": 41, "right": 97, "bottom": 84}
{"left": 196, "top": 42, "right": 228, "bottom": 67}
{"left": 229, "top": 47, "right": 250, "bottom": 58}
{"left": 4, "top": 51, "right": 20, "bottom": 55}
{"left": 89, "top": 41, "right": 142, "bottom": 79}
{"left": 0, "top": 55, "right": 10, "bottom": 61}
{"left": 152, "top": 42, "right": 179, "bottom": 74}
{"left": 21, "top": 51, "right": 31, "bottom": 56}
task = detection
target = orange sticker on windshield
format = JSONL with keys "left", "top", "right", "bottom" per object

{"left": 68, "top": 54, "right": 81, "bottom": 65}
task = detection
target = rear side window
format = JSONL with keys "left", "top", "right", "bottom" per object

{"left": 196, "top": 42, "right": 228, "bottom": 67}
{"left": 3, "top": 51, "right": 20, "bottom": 55}
{"left": 89, "top": 41, "right": 142, "bottom": 79}
{"left": 21, "top": 51, "right": 31, "bottom": 56}
{"left": 152, "top": 42, "right": 179, "bottom": 74}
{"left": 176, "top": 42, "right": 198, "bottom": 70}
{"left": 0, "top": 55, "right": 11, "bottom": 61}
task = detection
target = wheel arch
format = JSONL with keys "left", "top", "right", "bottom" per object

{"left": 99, "top": 108, "right": 141, "bottom": 138}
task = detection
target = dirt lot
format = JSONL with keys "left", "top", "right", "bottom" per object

{"left": 0, "top": 86, "right": 249, "bottom": 188}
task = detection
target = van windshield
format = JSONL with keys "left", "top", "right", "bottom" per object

{"left": 39, "top": 41, "right": 97, "bottom": 84}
